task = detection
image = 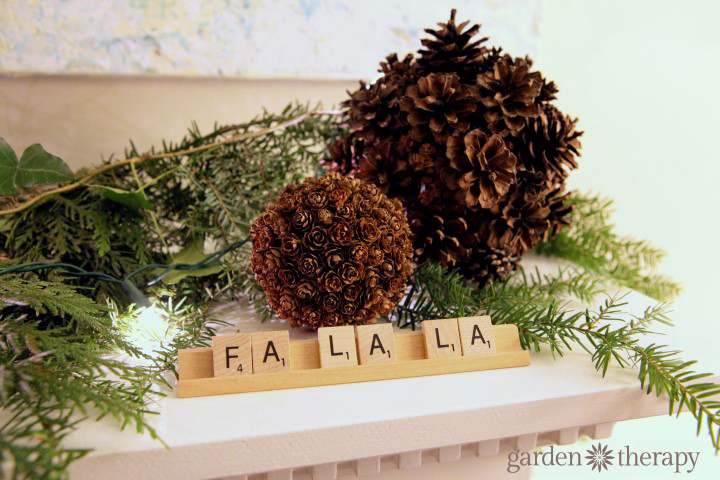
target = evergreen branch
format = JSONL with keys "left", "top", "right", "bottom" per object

{"left": 0, "top": 278, "right": 223, "bottom": 478}
{"left": 536, "top": 192, "right": 681, "bottom": 301}
{"left": 633, "top": 345, "right": 720, "bottom": 447}
{"left": 396, "top": 262, "right": 719, "bottom": 451}
{"left": 0, "top": 110, "right": 340, "bottom": 217}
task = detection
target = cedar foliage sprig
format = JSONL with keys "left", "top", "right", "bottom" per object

{"left": 0, "top": 189, "right": 153, "bottom": 301}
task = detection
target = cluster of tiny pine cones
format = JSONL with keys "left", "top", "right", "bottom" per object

{"left": 327, "top": 9, "right": 582, "bottom": 287}
{"left": 250, "top": 173, "right": 414, "bottom": 329}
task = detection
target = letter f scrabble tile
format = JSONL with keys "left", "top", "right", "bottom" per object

{"left": 421, "top": 318, "right": 461, "bottom": 359}
{"left": 212, "top": 334, "right": 252, "bottom": 377}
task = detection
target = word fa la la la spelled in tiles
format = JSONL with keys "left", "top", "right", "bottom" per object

{"left": 210, "top": 316, "right": 495, "bottom": 376}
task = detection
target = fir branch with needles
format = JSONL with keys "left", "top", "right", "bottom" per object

{"left": 536, "top": 192, "right": 682, "bottom": 301}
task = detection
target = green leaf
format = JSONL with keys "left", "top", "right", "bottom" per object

{"left": 0, "top": 137, "right": 19, "bottom": 195}
{"left": 17, "top": 144, "right": 74, "bottom": 187}
{"left": 159, "top": 238, "right": 222, "bottom": 285}
{"left": 94, "top": 185, "right": 154, "bottom": 213}
{"left": 0, "top": 139, "right": 74, "bottom": 195}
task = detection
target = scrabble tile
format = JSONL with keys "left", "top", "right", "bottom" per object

{"left": 421, "top": 318, "right": 461, "bottom": 359}
{"left": 355, "top": 324, "right": 396, "bottom": 365}
{"left": 318, "top": 326, "right": 358, "bottom": 368}
{"left": 458, "top": 316, "right": 496, "bottom": 356}
{"left": 212, "top": 334, "right": 252, "bottom": 377}
{"left": 251, "top": 331, "right": 290, "bottom": 374}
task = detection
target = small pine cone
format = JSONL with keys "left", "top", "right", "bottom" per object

{"left": 345, "top": 80, "right": 400, "bottom": 142}
{"left": 520, "top": 105, "right": 582, "bottom": 185}
{"left": 251, "top": 173, "right": 414, "bottom": 329}
{"left": 445, "top": 129, "right": 517, "bottom": 209}
{"left": 476, "top": 54, "right": 544, "bottom": 136}
{"left": 417, "top": 8, "right": 489, "bottom": 82}
{"left": 400, "top": 73, "right": 477, "bottom": 144}
{"left": 461, "top": 245, "right": 519, "bottom": 288}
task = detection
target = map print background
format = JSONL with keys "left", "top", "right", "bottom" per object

{"left": 0, "top": 0, "right": 541, "bottom": 79}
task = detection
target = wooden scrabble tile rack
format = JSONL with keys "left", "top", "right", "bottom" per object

{"left": 177, "top": 323, "right": 530, "bottom": 398}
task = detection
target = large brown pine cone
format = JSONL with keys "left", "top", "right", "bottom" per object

{"left": 345, "top": 80, "right": 400, "bottom": 142}
{"left": 418, "top": 8, "right": 489, "bottom": 82}
{"left": 410, "top": 202, "right": 478, "bottom": 268}
{"left": 355, "top": 140, "right": 416, "bottom": 197}
{"left": 520, "top": 105, "right": 582, "bottom": 186}
{"left": 481, "top": 173, "right": 572, "bottom": 253}
{"left": 446, "top": 129, "right": 517, "bottom": 209}
{"left": 476, "top": 55, "right": 544, "bottom": 136}
{"left": 250, "top": 173, "right": 414, "bottom": 329}
{"left": 400, "top": 73, "right": 477, "bottom": 144}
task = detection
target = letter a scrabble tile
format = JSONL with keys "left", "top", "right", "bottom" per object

{"left": 251, "top": 331, "right": 290, "bottom": 374}
{"left": 355, "top": 324, "right": 396, "bottom": 365}
{"left": 421, "top": 318, "right": 461, "bottom": 359}
{"left": 318, "top": 326, "right": 358, "bottom": 368}
{"left": 212, "top": 334, "right": 252, "bottom": 377}
{"left": 458, "top": 316, "right": 496, "bottom": 356}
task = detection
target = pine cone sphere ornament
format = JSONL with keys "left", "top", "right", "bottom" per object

{"left": 328, "top": 9, "right": 582, "bottom": 286}
{"left": 250, "top": 173, "right": 414, "bottom": 329}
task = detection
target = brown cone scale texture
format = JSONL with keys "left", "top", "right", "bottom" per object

{"left": 251, "top": 173, "right": 413, "bottom": 329}
{"left": 328, "top": 9, "right": 582, "bottom": 287}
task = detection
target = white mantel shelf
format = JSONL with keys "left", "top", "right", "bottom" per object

{"left": 63, "top": 283, "right": 705, "bottom": 480}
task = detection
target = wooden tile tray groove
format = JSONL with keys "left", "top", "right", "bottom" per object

{"left": 177, "top": 324, "right": 529, "bottom": 398}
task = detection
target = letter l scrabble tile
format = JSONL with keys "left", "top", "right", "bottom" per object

{"left": 421, "top": 318, "right": 462, "bottom": 359}
{"left": 318, "top": 326, "right": 358, "bottom": 368}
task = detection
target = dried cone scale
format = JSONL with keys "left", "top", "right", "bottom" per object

{"left": 328, "top": 9, "right": 582, "bottom": 286}
{"left": 250, "top": 173, "right": 414, "bottom": 329}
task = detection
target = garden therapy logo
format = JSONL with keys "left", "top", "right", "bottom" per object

{"left": 507, "top": 443, "right": 700, "bottom": 474}
{"left": 585, "top": 443, "right": 614, "bottom": 472}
